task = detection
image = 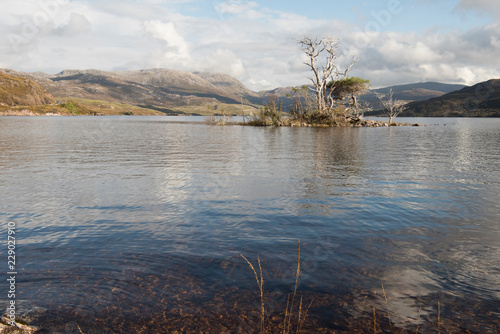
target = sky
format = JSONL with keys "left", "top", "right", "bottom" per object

{"left": 1, "top": 0, "right": 499, "bottom": 91}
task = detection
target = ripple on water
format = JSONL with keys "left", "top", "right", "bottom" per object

{"left": 1, "top": 117, "right": 500, "bottom": 332}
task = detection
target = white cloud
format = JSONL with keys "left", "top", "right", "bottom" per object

{"left": 215, "top": 0, "right": 259, "bottom": 14}
{"left": 1, "top": 0, "right": 499, "bottom": 91}
{"left": 378, "top": 39, "right": 449, "bottom": 64}
{"left": 347, "top": 23, "right": 500, "bottom": 87}
{"left": 144, "top": 20, "right": 191, "bottom": 63}
{"left": 57, "top": 12, "right": 91, "bottom": 36}
{"left": 202, "top": 49, "right": 246, "bottom": 77}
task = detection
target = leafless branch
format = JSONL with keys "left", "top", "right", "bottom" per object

{"left": 375, "top": 88, "right": 407, "bottom": 124}
{"left": 299, "top": 36, "right": 356, "bottom": 113}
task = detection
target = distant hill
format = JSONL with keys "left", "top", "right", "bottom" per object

{"left": 361, "top": 82, "right": 467, "bottom": 110}
{"left": 372, "top": 82, "right": 466, "bottom": 97}
{"left": 257, "top": 82, "right": 468, "bottom": 112}
{"left": 258, "top": 86, "right": 298, "bottom": 108}
{"left": 401, "top": 79, "right": 500, "bottom": 117}
{"left": 192, "top": 72, "right": 261, "bottom": 103}
{"left": 0, "top": 68, "right": 262, "bottom": 114}
{"left": 0, "top": 72, "right": 54, "bottom": 106}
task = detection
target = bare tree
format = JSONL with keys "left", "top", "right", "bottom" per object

{"left": 375, "top": 88, "right": 407, "bottom": 124}
{"left": 299, "top": 36, "right": 355, "bottom": 112}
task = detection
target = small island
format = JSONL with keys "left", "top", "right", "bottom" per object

{"left": 209, "top": 37, "right": 410, "bottom": 127}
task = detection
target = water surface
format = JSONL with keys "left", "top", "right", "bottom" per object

{"left": 0, "top": 116, "right": 499, "bottom": 332}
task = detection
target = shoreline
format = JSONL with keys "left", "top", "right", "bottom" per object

{"left": 0, "top": 111, "right": 422, "bottom": 126}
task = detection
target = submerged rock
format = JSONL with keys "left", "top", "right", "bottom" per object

{"left": 0, "top": 315, "right": 39, "bottom": 333}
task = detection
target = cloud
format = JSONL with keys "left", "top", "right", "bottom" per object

{"left": 144, "top": 20, "right": 191, "bottom": 63}
{"left": 341, "top": 20, "right": 500, "bottom": 87}
{"left": 202, "top": 49, "right": 246, "bottom": 77}
{"left": 455, "top": 0, "right": 500, "bottom": 18}
{"left": 1, "top": 0, "right": 499, "bottom": 91}
{"left": 56, "top": 12, "right": 91, "bottom": 36}
{"left": 378, "top": 39, "right": 450, "bottom": 64}
{"left": 215, "top": 0, "right": 259, "bottom": 15}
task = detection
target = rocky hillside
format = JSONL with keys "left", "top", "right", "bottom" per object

{"left": 0, "top": 72, "right": 54, "bottom": 106}
{"left": 1, "top": 68, "right": 262, "bottom": 113}
{"left": 402, "top": 79, "right": 500, "bottom": 117}
{"left": 193, "top": 72, "right": 260, "bottom": 100}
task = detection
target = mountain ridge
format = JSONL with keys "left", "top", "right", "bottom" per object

{"left": 1, "top": 67, "right": 498, "bottom": 117}
{"left": 0, "top": 68, "right": 259, "bottom": 113}
{"left": 402, "top": 79, "right": 500, "bottom": 117}
{"left": 359, "top": 82, "right": 467, "bottom": 110}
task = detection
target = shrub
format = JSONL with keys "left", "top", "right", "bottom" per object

{"left": 61, "top": 102, "right": 77, "bottom": 114}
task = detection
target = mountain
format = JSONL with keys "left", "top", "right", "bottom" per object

{"left": 402, "top": 79, "right": 500, "bottom": 117}
{"left": 0, "top": 71, "right": 54, "bottom": 106}
{"left": 372, "top": 82, "right": 466, "bottom": 98}
{"left": 360, "top": 82, "right": 467, "bottom": 110}
{"left": 192, "top": 72, "right": 261, "bottom": 102}
{"left": 3, "top": 67, "right": 497, "bottom": 117}
{"left": 0, "top": 68, "right": 263, "bottom": 114}
{"left": 258, "top": 86, "right": 298, "bottom": 107}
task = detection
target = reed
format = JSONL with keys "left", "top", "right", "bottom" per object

{"left": 241, "top": 240, "right": 312, "bottom": 334}
{"left": 240, "top": 254, "right": 266, "bottom": 333}
{"left": 381, "top": 283, "right": 392, "bottom": 332}
{"left": 437, "top": 302, "right": 441, "bottom": 334}
{"left": 415, "top": 304, "right": 422, "bottom": 334}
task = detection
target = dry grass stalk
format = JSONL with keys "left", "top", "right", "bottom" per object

{"left": 297, "top": 297, "right": 303, "bottom": 330}
{"left": 381, "top": 284, "right": 388, "bottom": 303}
{"left": 240, "top": 254, "right": 266, "bottom": 333}
{"left": 241, "top": 240, "right": 311, "bottom": 334}
{"left": 283, "top": 295, "right": 290, "bottom": 332}
{"left": 381, "top": 284, "right": 392, "bottom": 331}
{"left": 297, "top": 298, "right": 314, "bottom": 333}
{"left": 284, "top": 240, "right": 301, "bottom": 333}
{"left": 437, "top": 302, "right": 441, "bottom": 334}
{"left": 415, "top": 304, "right": 422, "bottom": 334}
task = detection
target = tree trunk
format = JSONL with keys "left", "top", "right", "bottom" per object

{"left": 352, "top": 94, "right": 358, "bottom": 116}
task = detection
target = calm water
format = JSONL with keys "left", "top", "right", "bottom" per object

{"left": 1, "top": 116, "right": 499, "bottom": 333}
